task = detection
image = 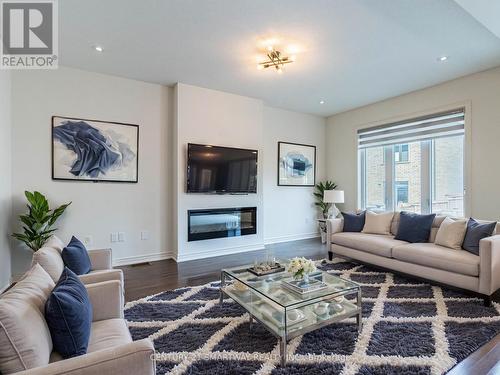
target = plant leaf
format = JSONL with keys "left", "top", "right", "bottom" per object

{"left": 12, "top": 191, "right": 71, "bottom": 251}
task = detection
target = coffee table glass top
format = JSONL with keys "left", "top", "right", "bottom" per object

{"left": 222, "top": 264, "right": 359, "bottom": 308}
{"left": 220, "top": 263, "right": 363, "bottom": 366}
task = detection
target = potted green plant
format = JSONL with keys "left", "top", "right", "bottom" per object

{"left": 12, "top": 191, "right": 71, "bottom": 251}
{"left": 314, "top": 180, "right": 337, "bottom": 219}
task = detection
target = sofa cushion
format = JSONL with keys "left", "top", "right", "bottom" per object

{"left": 429, "top": 227, "right": 439, "bottom": 243}
{"left": 390, "top": 212, "right": 401, "bottom": 236}
{"left": 362, "top": 211, "right": 394, "bottom": 235}
{"left": 392, "top": 243, "right": 479, "bottom": 276}
{"left": 462, "top": 218, "right": 497, "bottom": 255}
{"left": 435, "top": 217, "right": 468, "bottom": 250}
{"left": 0, "top": 264, "right": 54, "bottom": 374}
{"left": 45, "top": 268, "right": 92, "bottom": 359}
{"left": 395, "top": 212, "right": 436, "bottom": 243}
{"left": 32, "top": 246, "right": 65, "bottom": 283}
{"left": 331, "top": 232, "right": 408, "bottom": 258}
{"left": 88, "top": 319, "right": 132, "bottom": 353}
{"left": 62, "top": 236, "right": 92, "bottom": 275}
{"left": 44, "top": 235, "right": 65, "bottom": 253}
{"left": 342, "top": 211, "right": 365, "bottom": 232}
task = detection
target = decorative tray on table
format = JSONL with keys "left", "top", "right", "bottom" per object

{"left": 247, "top": 262, "right": 285, "bottom": 276}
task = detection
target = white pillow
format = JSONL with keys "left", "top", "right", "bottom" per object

{"left": 44, "top": 235, "right": 65, "bottom": 253}
{"left": 362, "top": 211, "right": 394, "bottom": 235}
{"left": 434, "top": 217, "right": 468, "bottom": 250}
{"left": 32, "top": 246, "right": 65, "bottom": 283}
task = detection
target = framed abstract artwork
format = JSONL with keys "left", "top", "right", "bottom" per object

{"left": 52, "top": 116, "right": 139, "bottom": 183}
{"left": 278, "top": 141, "right": 316, "bottom": 186}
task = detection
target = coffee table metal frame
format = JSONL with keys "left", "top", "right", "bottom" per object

{"left": 219, "top": 267, "right": 362, "bottom": 366}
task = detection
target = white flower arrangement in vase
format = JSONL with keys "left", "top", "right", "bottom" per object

{"left": 287, "top": 257, "right": 316, "bottom": 282}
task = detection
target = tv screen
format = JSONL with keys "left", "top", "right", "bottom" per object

{"left": 187, "top": 144, "right": 258, "bottom": 193}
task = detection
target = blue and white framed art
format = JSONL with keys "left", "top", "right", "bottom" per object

{"left": 278, "top": 141, "right": 316, "bottom": 186}
{"left": 52, "top": 116, "right": 139, "bottom": 183}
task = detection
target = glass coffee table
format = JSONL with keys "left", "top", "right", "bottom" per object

{"left": 220, "top": 264, "right": 362, "bottom": 366}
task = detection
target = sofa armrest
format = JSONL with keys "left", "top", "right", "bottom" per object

{"left": 16, "top": 339, "right": 155, "bottom": 375}
{"left": 478, "top": 234, "right": 500, "bottom": 295}
{"left": 88, "top": 248, "right": 112, "bottom": 271}
{"left": 326, "top": 218, "right": 343, "bottom": 244}
{"left": 79, "top": 269, "right": 123, "bottom": 286}
{"left": 85, "top": 280, "right": 123, "bottom": 321}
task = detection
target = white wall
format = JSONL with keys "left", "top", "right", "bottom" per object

{"left": 173, "top": 84, "right": 327, "bottom": 261}
{"left": 263, "top": 106, "right": 326, "bottom": 243}
{"left": 174, "top": 83, "right": 265, "bottom": 261}
{"left": 0, "top": 71, "right": 12, "bottom": 291}
{"left": 8, "top": 69, "right": 325, "bottom": 274}
{"left": 10, "top": 67, "right": 172, "bottom": 276}
{"left": 326, "top": 66, "right": 500, "bottom": 221}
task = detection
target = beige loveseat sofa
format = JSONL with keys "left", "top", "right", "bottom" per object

{"left": 33, "top": 235, "right": 124, "bottom": 287}
{"left": 0, "top": 264, "right": 155, "bottom": 375}
{"left": 327, "top": 215, "right": 500, "bottom": 305}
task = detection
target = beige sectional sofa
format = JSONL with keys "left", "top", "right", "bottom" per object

{"left": 0, "top": 264, "right": 155, "bottom": 375}
{"left": 327, "top": 214, "right": 500, "bottom": 305}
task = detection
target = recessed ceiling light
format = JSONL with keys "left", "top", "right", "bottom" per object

{"left": 438, "top": 56, "right": 448, "bottom": 62}
{"left": 93, "top": 45, "right": 103, "bottom": 52}
{"left": 319, "top": 100, "right": 325, "bottom": 104}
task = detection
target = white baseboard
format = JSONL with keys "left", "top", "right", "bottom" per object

{"left": 264, "top": 232, "right": 320, "bottom": 245}
{"left": 111, "top": 234, "right": 321, "bottom": 265}
{"left": 113, "top": 252, "right": 175, "bottom": 267}
{"left": 176, "top": 243, "right": 265, "bottom": 263}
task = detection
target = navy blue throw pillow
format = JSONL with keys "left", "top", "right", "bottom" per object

{"left": 62, "top": 236, "right": 91, "bottom": 275}
{"left": 342, "top": 211, "right": 366, "bottom": 232}
{"left": 462, "top": 218, "right": 497, "bottom": 255}
{"left": 45, "top": 267, "right": 92, "bottom": 358}
{"left": 395, "top": 211, "right": 436, "bottom": 243}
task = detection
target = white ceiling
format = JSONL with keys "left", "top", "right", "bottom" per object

{"left": 59, "top": 0, "right": 500, "bottom": 117}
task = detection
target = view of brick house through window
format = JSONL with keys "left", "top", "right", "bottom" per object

{"left": 394, "top": 144, "right": 409, "bottom": 163}
{"left": 396, "top": 181, "right": 409, "bottom": 204}
{"left": 358, "top": 109, "right": 465, "bottom": 217}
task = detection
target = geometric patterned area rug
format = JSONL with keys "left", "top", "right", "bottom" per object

{"left": 124, "top": 259, "right": 500, "bottom": 375}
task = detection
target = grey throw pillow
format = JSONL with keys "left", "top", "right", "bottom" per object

{"left": 462, "top": 218, "right": 497, "bottom": 255}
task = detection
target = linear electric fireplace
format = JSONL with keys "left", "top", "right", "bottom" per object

{"left": 188, "top": 207, "right": 257, "bottom": 242}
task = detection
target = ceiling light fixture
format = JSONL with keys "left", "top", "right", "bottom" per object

{"left": 257, "top": 48, "right": 294, "bottom": 73}
{"left": 93, "top": 45, "right": 103, "bottom": 52}
{"left": 438, "top": 56, "right": 448, "bottom": 62}
{"left": 319, "top": 100, "right": 325, "bottom": 104}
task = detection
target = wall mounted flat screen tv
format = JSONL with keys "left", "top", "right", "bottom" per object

{"left": 187, "top": 143, "right": 258, "bottom": 193}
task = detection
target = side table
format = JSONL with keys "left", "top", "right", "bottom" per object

{"left": 317, "top": 218, "right": 327, "bottom": 243}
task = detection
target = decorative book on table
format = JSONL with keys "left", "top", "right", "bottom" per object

{"left": 281, "top": 278, "right": 328, "bottom": 295}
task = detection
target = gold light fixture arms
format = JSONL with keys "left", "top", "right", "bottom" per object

{"left": 258, "top": 48, "right": 294, "bottom": 72}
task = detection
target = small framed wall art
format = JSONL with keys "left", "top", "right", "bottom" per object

{"left": 52, "top": 116, "right": 139, "bottom": 183}
{"left": 277, "top": 141, "right": 316, "bottom": 186}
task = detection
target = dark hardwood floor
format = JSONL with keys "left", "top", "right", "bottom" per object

{"left": 119, "top": 238, "right": 499, "bottom": 375}
{"left": 120, "top": 238, "right": 328, "bottom": 302}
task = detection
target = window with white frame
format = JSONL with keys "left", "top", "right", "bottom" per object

{"left": 394, "top": 144, "right": 409, "bottom": 163}
{"left": 358, "top": 108, "right": 465, "bottom": 217}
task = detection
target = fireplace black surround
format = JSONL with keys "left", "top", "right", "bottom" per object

{"left": 188, "top": 207, "right": 257, "bottom": 242}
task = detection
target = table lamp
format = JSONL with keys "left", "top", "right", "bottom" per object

{"left": 323, "top": 190, "right": 344, "bottom": 218}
